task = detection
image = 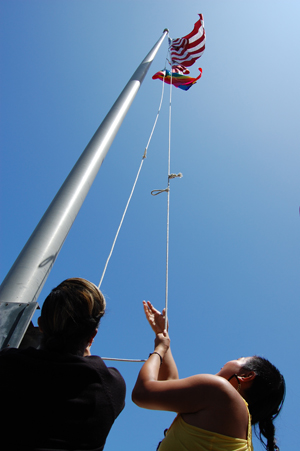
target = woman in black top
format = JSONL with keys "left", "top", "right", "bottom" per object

{"left": 0, "top": 278, "right": 126, "bottom": 451}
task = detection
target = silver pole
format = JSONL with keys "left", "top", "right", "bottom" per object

{"left": 0, "top": 29, "right": 168, "bottom": 305}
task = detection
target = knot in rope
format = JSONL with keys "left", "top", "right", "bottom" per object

{"left": 169, "top": 172, "right": 183, "bottom": 179}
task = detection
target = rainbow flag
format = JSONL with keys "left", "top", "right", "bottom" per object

{"left": 152, "top": 68, "right": 202, "bottom": 91}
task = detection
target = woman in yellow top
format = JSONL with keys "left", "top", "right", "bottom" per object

{"left": 132, "top": 302, "right": 285, "bottom": 451}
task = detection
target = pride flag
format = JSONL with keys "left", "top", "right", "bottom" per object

{"left": 152, "top": 68, "right": 202, "bottom": 91}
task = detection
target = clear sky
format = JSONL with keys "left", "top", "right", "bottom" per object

{"left": 0, "top": 1, "right": 299, "bottom": 449}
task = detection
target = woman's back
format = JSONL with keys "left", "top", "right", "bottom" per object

{"left": 0, "top": 346, "right": 125, "bottom": 451}
{"left": 0, "top": 278, "right": 126, "bottom": 451}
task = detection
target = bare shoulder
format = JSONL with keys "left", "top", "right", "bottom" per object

{"left": 178, "top": 373, "right": 238, "bottom": 398}
{"left": 182, "top": 375, "right": 249, "bottom": 439}
{"left": 197, "top": 374, "right": 249, "bottom": 414}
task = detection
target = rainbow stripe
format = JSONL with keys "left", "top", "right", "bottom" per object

{"left": 152, "top": 68, "right": 202, "bottom": 91}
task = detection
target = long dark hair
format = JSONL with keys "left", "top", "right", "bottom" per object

{"left": 242, "top": 356, "right": 285, "bottom": 451}
{"left": 39, "top": 278, "right": 106, "bottom": 354}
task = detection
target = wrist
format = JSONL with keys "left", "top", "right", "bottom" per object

{"left": 154, "top": 343, "right": 168, "bottom": 358}
{"left": 149, "top": 351, "right": 163, "bottom": 366}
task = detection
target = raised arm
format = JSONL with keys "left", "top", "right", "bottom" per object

{"left": 132, "top": 330, "right": 233, "bottom": 414}
{"left": 133, "top": 302, "right": 221, "bottom": 413}
{"left": 143, "top": 301, "right": 179, "bottom": 380}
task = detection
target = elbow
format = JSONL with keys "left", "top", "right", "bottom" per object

{"left": 131, "top": 385, "right": 144, "bottom": 407}
{"left": 131, "top": 383, "right": 152, "bottom": 408}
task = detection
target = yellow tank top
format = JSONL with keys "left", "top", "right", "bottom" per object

{"left": 158, "top": 403, "right": 253, "bottom": 451}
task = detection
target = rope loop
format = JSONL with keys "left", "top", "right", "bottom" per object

{"left": 151, "top": 188, "right": 169, "bottom": 196}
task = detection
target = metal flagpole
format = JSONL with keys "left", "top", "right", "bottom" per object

{"left": 0, "top": 29, "right": 168, "bottom": 348}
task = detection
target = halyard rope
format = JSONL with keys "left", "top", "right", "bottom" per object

{"left": 150, "top": 70, "right": 182, "bottom": 330}
{"left": 99, "top": 44, "right": 182, "bottom": 361}
{"left": 98, "top": 63, "right": 167, "bottom": 290}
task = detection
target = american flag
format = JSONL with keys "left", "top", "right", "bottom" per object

{"left": 169, "top": 14, "right": 206, "bottom": 68}
{"left": 171, "top": 65, "right": 190, "bottom": 74}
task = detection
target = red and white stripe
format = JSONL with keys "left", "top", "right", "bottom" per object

{"left": 169, "top": 14, "right": 206, "bottom": 68}
{"left": 171, "top": 65, "right": 190, "bottom": 74}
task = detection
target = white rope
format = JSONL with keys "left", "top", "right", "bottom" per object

{"left": 102, "top": 357, "right": 146, "bottom": 362}
{"left": 98, "top": 156, "right": 145, "bottom": 289}
{"left": 149, "top": 63, "right": 183, "bottom": 331}
{"left": 164, "top": 74, "right": 173, "bottom": 330}
{"left": 98, "top": 63, "right": 167, "bottom": 289}
{"left": 98, "top": 47, "right": 183, "bottom": 364}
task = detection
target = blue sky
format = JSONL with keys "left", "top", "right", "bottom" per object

{"left": 0, "top": 1, "right": 299, "bottom": 449}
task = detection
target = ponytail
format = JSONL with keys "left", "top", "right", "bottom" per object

{"left": 242, "top": 356, "right": 285, "bottom": 451}
{"left": 258, "top": 417, "right": 279, "bottom": 451}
